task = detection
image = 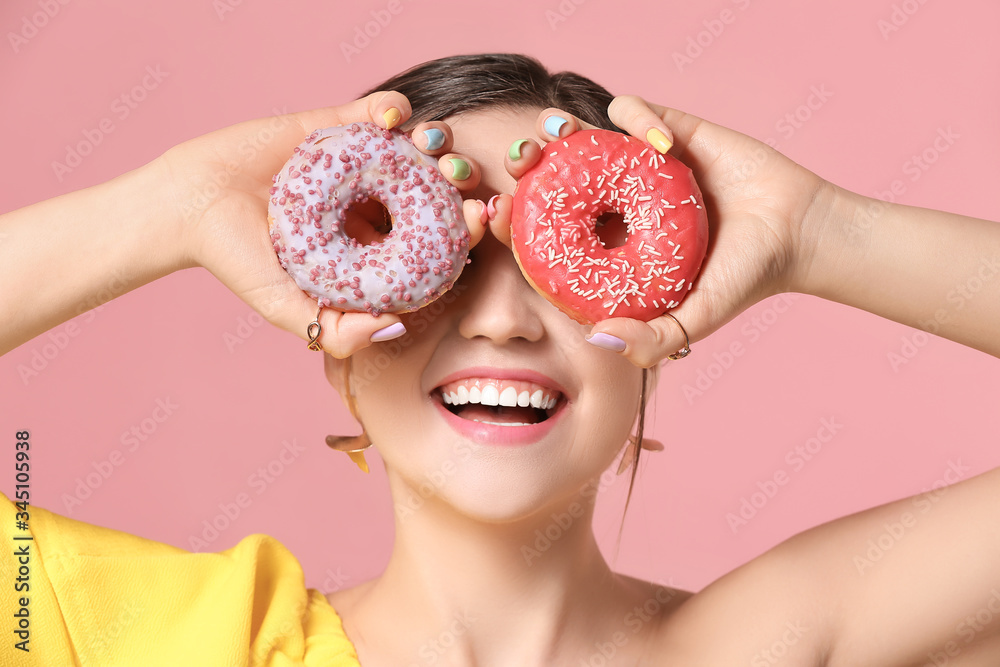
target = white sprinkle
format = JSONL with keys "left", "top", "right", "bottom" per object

{"left": 656, "top": 173, "right": 673, "bottom": 179}
{"left": 549, "top": 163, "right": 557, "bottom": 172}
{"left": 590, "top": 135, "right": 599, "bottom": 146}
{"left": 550, "top": 151, "right": 559, "bottom": 157}
{"left": 562, "top": 141, "right": 569, "bottom": 148}
{"left": 589, "top": 155, "right": 602, "bottom": 161}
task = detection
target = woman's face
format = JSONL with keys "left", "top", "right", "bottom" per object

{"left": 326, "top": 107, "right": 644, "bottom": 522}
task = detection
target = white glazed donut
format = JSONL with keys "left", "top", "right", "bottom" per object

{"left": 268, "top": 122, "right": 470, "bottom": 315}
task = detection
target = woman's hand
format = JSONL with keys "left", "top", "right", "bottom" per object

{"left": 156, "top": 92, "right": 488, "bottom": 357}
{"left": 490, "top": 96, "right": 828, "bottom": 368}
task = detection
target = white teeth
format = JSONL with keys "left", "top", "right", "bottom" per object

{"left": 480, "top": 385, "right": 500, "bottom": 406}
{"left": 499, "top": 386, "right": 518, "bottom": 407}
{"left": 440, "top": 382, "right": 560, "bottom": 410}
{"left": 529, "top": 390, "right": 544, "bottom": 409}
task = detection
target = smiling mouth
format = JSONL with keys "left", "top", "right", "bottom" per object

{"left": 435, "top": 378, "right": 564, "bottom": 426}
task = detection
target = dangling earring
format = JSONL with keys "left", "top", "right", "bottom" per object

{"left": 325, "top": 356, "right": 374, "bottom": 473}
{"left": 616, "top": 435, "right": 665, "bottom": 475}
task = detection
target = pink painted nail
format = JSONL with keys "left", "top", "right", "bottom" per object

{"left": 487, "top": 195, "right": 499, "bottom": 220}
{"left": 586, "top": 332, "right": 627, "bottom": 352}
{"left": 477, "top": 200, "right": 489, "bottom": 225}
{"left": 370, "top": 321, "right": 406, "bottom": 342}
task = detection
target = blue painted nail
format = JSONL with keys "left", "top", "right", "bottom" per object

{"left": 423, "top": 128, "right": 445, "bottom": 151}
{"left": 586, "top": 333, "right": 626, "bottom": 353}
{"left": 543, "top": 115, "right": 568, "bottom": 137}
{"left": 370, "top": 322, "right": 406, "bottom": 342}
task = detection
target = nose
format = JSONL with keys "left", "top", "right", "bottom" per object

{"left": 457, "top": 234, "right": 546, "bottom": 344}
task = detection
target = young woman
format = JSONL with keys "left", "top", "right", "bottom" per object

{"left": 3, "top": 54, "right": 998, "bottom": 666}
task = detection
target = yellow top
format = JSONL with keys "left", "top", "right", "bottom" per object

{"left": 1, "top": 493, "right": 360, "bottom": 666}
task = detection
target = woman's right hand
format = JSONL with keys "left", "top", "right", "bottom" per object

{"left": 155, "top": 92, "right": 488, "bottom": 357}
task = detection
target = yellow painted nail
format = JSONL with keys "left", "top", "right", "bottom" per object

{"left": 646, "top": 127, "right": 673, "bottom": 154}
{"left": 382, "top": 107, "right": 402, "bottom": 130}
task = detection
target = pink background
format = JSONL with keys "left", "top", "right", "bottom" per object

{"left": 2, "top": 0, "right": 999, "bottom": 595}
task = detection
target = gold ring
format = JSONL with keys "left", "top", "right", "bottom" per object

{"left": 306, "top": 306, "right": 324, "bottom": 351}
{"left": 665, "top": 313, "right": 691, "bottom": 360}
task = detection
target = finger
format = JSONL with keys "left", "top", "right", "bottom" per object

{"left": 607, "top": 94, "right": 676, "bottom": 155}
{"left": 412, "top": 121, "right": 453, "bottom": 156}
{"left": 463, "top": 199, "right": 489, "bottom": 249}
{"left": 237, "top": 258, "right": 404, "bottom": 359}
{"left": 487, "top": 194, "right": 514, "bottom": 247}
{"left": 535, "top": 108, "right": 585, "bottom": 141}
{"left": 438, "top": 153, "right": 482, "bottom": 192}
{"left": 288, "top": 90, "right": 413, "bottom": 136}
{"left": 504, "top": 138, "right": 542, "bottom": 180}
{"left": 586, "top": 307, "right": 698, "bottom": 369}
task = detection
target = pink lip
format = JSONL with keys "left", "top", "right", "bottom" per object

{"left": 433, "top": 400, "right": 567, "bottom": 446}
{"left": 432, "top": 367, "right": 568, "bottom": 396}
{"left": 430, "top": 367, "right": 569, "bottom": 447}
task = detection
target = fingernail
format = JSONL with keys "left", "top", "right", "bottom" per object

{"left": 370, "top": 321, "right": 406, "bottom": 342}
{"left": 508, "top": 139, "right": 529, "bottom": 161}
{"left": 543, "top": 115, "right": 568, "bottom": 137}
{"left": 448, "top": 158, "right": 471, "bottom": 181}
{"left": 476, "top": 200, "right": 489, "bottom": 225}
{"left": 382, "top": 108, "right": 402, "bottom": 130}
{"left": 646, "top": 127, "right": 673, "bottom": 154}
{"left": 586, "top": 332, "right": 627, "bottom": 352}
{"left": 423, "top": 128, "right": 445, "bottom": 150}
{"left": 486, "top": 195, "right": 499, "bottom": 219}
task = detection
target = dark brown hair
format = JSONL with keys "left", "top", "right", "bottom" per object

{"left": 363, "top": 53, "right": 648, "bottom": 515}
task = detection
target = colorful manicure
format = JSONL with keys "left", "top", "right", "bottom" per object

{"left": 423, "top": 128, "right": 445, "bottom": 151}
{"left": 370, "top": 321, "right": 406, "bottom": 342}
{"left": 382, "top": 108, "right": 402, "bottom": 130}
{"left": 486, "top": 195, "right": 499, "bottom": 219}
{"left": 543, "top": 115, "right": 568, "bottom": 138}
{"left": 448, "top": 158, "right": 471, "bottom": 181}
{"left": 646, "top": 127, "right": 673, "bottom": 154}
{"left": 508, "top": 139, "right": 529, "bottom": 161}
{"left": 585, "top": 332, "right": 627, "bottom": 352}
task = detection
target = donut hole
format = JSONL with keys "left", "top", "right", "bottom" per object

{"left": 594, "top": 211, "right": 628, "bottom": 249}
{"left": 343, "top": 197, "right": 393, "bottom": 246}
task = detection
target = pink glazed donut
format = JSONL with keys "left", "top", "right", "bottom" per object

{"left": 268, "top": 122, "right": 470, "bottom": 316}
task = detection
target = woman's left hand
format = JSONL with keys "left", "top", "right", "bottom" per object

{"left": 489, "top": 95, "right": 828, "bottom": 368}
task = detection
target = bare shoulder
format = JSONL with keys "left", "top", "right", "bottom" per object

{"left": 325, "top": 579, "right": 375, "bottom": 616}
{"left": 643, "top": 540, "right": 837, "bottom": 666}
